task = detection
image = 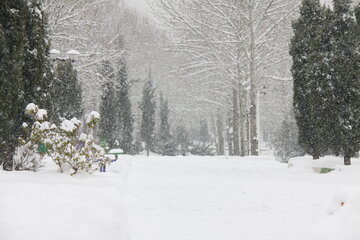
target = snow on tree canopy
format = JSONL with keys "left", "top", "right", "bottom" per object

{"left": 66, "top": 49, "right": 81, "bottom": 55}
{"left": 34, "top": 6, "right": 42, "bottom": 19}
{"left": 39, "top": 121, "right": 51, "bottom": 131}
{"left": 60, "top": 120, "right": 77, "bottom": 132}
{"left": 70, "top": 117, "right": 82, "bottom": 127}
{"left": 86, "top": 111, "right": 100, "bottom": 124}
{"left": 50, "top": 49, "right": 60, "bottom": 54}
{"left": 79, "top": 133, "right": 87, "bottom": 142}
{"left": 25, "top": 103, "right": 38, "bottom": 114}
{"left": 35, "top": 109, "right": 47, "bottom": 121}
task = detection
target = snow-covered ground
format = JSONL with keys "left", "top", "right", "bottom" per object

{"left": 1, "top": 155, "right": 360, "bottom": 240}
{"left": 122, "top": 155, "right": 360, "bottom": 240}
{"left": 0, "top": 160, "right": 129, "bottom": 240}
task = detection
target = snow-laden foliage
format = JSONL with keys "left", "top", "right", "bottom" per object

{"left": 21, "top": 103, "right": 110, "bottom": 175}
{"left": 13, "top": 143, "right": 43, "bottom": 171}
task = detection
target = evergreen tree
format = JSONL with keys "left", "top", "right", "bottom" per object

{"left": 327, "top": 0, "right": 360, "bottom": 165}
{"left": 115, "top": 58, "right": 133, "bottom": 154}
{"left": 190, "top": 119, "right": 214, "bottom": 156}
{"left": 175, "top": 124, "right": 189, "bottom": 156}
{"left": 98, "top": 61, "right": 117, "bottom": 148}
{"left": 0, "top": 0, "right": 52, "bottom": 170}
{"left": 23, "top": 0, "right": 52, "bottom": 111}
{"left": 0, "top": 0, "right": 27, "bottom": 170}
{"left": 290, "top": 0, "right": 328, "bottom": 159}
{"left": 272, "top": 110, "right": 305, "bottom": 163}
{"left": 52, "top": 60, "right": 82, "bottom": 123}
{"left": 158, "top": 92, "right": 171, "bottom": 155}
{"left": 140, "top": 72, "right": 156, "bottom": 156}
{"left": 199, "top": 119, "right": 210, "bottom": 146}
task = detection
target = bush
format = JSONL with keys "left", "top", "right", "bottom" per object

{"left": 13, "top": 142, "right": 43, "bottom": 171}
{"left": 189, "top": 143, "right": 216, "bottom": 156}
{"left": 271, "top": 112, "right": 305, "bottom": 163}
{"left": 21, "top": 103, "right": 110, "bottom": 175}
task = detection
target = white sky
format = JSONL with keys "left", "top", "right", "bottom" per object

{"left": 125, "top": 0, "right": 152, "bottom": 16}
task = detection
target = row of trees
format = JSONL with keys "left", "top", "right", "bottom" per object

{"left": 98, "top": 59, "right": 133, "bottom": 154}
{"left": 290, "top": 0, "right": 360, "bottom": 165}
{"left": 97, "top": 59, "right": 221, "bottom": 156}
{"left": 157, "top": 0, "right": 300, "bottom": 156}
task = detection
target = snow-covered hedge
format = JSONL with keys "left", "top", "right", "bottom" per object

{"left": 20, "top": 103, "right": 110, "bottom": 175}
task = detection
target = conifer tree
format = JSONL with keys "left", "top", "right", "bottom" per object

{"left": 158, "top": 93, "right": 171, "bottom": 155}
{"left": 52, "top": 60, "right": 82, "bottom": 123}
{"left": 98, "top": 61, "right": 117, "bottom": 148}
{"left": 272, "top": 110, "right": 305, "bottom": 163}
{"left": 290, "top": 0, "right": 328, "bottom": 159}
{"left": 175, "top": 124, "right": 189, "bottom": 156}
{"left": 327, "top": 0, "right": 360, "bottom": 165}
{"left": 199, "top": 119, "right": 210, "bottom": 147}
{"left": 140, "top": 72, "right": 156, "bottom": 156}
{"left": 0, "top": 0, "right": 27, "bottom": 170}
{"left": 23, "top": 0, "right": 52, "bottom": 111}
{"left": 115, "top": 58, "right": 133, "bottom": 154}
{"left": 0, "top": 0, "right": 53, "bottom": 170}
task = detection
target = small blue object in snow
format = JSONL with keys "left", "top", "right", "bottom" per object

{"left": 99, "top": 158, "right": 118, "bottom": 172}
{"left": 100, "top": 164, "right": 106, "bottom": 172}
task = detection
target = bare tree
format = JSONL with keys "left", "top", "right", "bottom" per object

{"left": 157, "top": 0, "right": 300, "bottom": 155}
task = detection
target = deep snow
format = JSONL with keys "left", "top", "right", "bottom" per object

{"left": 122, "top": 155, "right": 360, "bottom": 240}
{"left": 0, "top": 160, "right": 129, "bottom": 240}
{"left": 1, "top": 155, "right": 360, "bottom": 240}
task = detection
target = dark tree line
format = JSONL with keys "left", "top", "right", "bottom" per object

{"left": 290, "top": 0, "right": 360, "bottom": 165}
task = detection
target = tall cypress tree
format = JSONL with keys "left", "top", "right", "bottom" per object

{"left": 115, "top": 58, "right": 133, "bottom": 154}
{"left": 199, "top": 119, "right": 210, "bottom": 147}
{"left": 327, "top": 0, "right": 360, "bottom": 165}
{"left": 23, "top": 0, "right": 52, "bottom": 111}
{"left": 140, "top": 72, "right": 156, "bottom": 156}
{"left": 175, "top": 124, "right": 189, "bottom": 156}
{"left": 98, "top": 61, "right": 117, "bottom": 148}
{"left": 52, "top": 60, "right": 82, "bottom": 123}
{"left": 158, "top": 92, "right": 172, "bottom": 155}
{"left": 0, "top": 0, "right": 27, "bottom": 170}
{"left": 0, "top": 0, "right": 52, "bottom": 170}
{"left": 290, "top": 0, "right": 328, "bottom": 159}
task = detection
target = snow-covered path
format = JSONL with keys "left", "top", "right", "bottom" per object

{"left": 122, "top": 156, "right": 360, "bottom": 240}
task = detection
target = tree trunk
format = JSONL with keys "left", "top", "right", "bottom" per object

{"left": 249, "top": 8, "right": 258, "bottom": 156}
{"left": 232, "top": 87, "right": 240, "bottom": 156}
{"left": 250, "top": 93, "right": 258, "bottom": 156}
{"left": 227, "top": 115, "right": 233, "bottom": 156}
{"left": 2, "top": 144, "right": 15, "bottom": 171}
{"left": 238, "top": 84, "right": 246, "bottom": 157}
{"left": 210, "top": 114, "right": 220, "bottom": 155}
{"left": 312, "top": 153, "right": 320, "bottom": 160}
{"left": 344, "top": 151, "right": 351, "bottom": 166}
{"left": 146, "top": 143, "right": 150, "bottom": 157}
{"left": 217, "top": 114, "right": 225, "bottom": 155}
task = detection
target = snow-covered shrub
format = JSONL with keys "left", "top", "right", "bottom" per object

{"left": 271, "top": 113, "right": 305, "bottom": 163}
{"left": 22, "top": 103, "right": 110, "bottom": 175}
{"left": 13, "top": 142, "right": 44, "bottom": 171}
{"left": 12, "top": 105, "right": 45, "bottom": 171}
{"left": 189, "top": 143, "right": 216, "bottom": 156}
